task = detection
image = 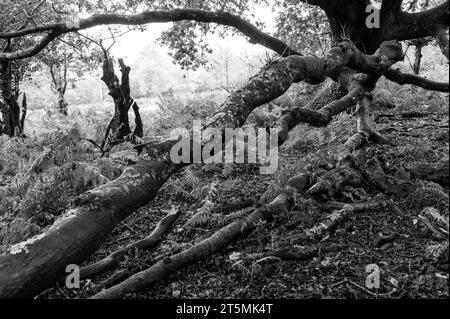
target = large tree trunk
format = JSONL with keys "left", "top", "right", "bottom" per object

{"left": 319, "top": 0, "right": 381, "bottom": 53}
{"left": 0, "top": 59, "right": 24, "bottom": 136}
{"left": 0, "top": 159, "right": 181, "bottom": 298}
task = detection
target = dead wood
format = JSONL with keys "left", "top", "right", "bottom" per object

{"left": 91, "top": 192, "right": 293, "bottom": 298}
{"left": 80, "top": 207, "right": 181, "bottom": 279}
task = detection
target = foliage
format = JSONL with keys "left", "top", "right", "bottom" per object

{"left": 274, "top": 0, "right": 331, "bottom": 56}
{"left": 154, "top": 88, "right": 225, "bottom": 133}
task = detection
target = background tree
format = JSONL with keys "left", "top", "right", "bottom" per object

{"left": 37, "top": 34, "right": 103, "bottom": 115}
{"left": 0, "top": 0, "right": 143, "bottom": 135}
{"left": 274, "top": 0, "right": 331, "bottom": 56}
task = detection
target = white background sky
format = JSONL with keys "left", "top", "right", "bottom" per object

{"left": 107, "top": 4, "right": 278, "bottom": 63}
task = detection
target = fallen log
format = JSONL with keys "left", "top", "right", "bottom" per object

{"left": 0, "top": 160, "right": 181, "bottom": 298}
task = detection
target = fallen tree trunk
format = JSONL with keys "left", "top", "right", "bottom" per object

{"left": 0, "top": 160, "right": 181, "bottom": 298}
{"left": 80, "top": 207, "right": 181, "bottom": 279}
{"left": 92, "top": 192, "right": 292, "bottom": 298}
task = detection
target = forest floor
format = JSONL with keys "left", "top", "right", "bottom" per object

{"left": 39, "top": 103, "right": 449, "bottom": 299}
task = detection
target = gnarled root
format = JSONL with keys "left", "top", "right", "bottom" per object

{"left": 91, "top": 192, "right": 293, "bottom": 298}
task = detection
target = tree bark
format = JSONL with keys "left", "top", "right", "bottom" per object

{"left": 100, "top": 57, "right": 144, "bottom": 149}
{"left": 0, "top": 159, "right": 181, "bottom": 298}
{"left": 50, "top": 62, "right": 69, "bottom": 115}
{"left": 0, "top": 59, "right": 23, "bottom": 136}
{"left": 92, "top": 192, "right": 292, "bottom": 298}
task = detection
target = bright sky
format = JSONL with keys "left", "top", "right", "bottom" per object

{"left": 108, "top": 4, "right": 278, "bottom": 63}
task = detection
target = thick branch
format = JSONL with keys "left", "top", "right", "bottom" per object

{"left": 0, "top": 31, "right": 62, "bottom": 61}
{"left": 209, "top": 41, "right": 404, "bottom": 129}
{"left": 273, "top": 86, "right": 363, "bottom": 145}
{"left": 0, "top": 9, "right": 300, "bottom": 61}
{"left": 390, "top": 1, "right": 449, "bottom": 41}
{"left": 384, "top": 68, "right": 449, "bottom": 92}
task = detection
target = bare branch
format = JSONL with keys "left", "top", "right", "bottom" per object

{"left": 0, "top": 31, "right": 62, "bottom": 61}
{"left": 389, "top": 1, "right": 449, "bottom": 41}
{"left": 384, "top": 68, "right": 449, "bottom": 92}
{"left": 0, "top": 9, "right": 301, "bottom": 60}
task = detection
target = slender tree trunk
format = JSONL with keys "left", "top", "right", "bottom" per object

{"left": 49, "top": 63, "right": 69, "bottom": 115}
{"left": 57, "top": 90, "right": 68, "bottom": 115}
{"left": 0, "top": 59, "right": 23, "bottom": 136}
{"left": 413, "top": 44, "right": 423, "bottom": 74}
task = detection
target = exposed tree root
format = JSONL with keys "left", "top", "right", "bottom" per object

{"left": 97, "top": 270, "right": 132, "bottom": 291}
{"left": 345, "top": 95, "right": 394, "bottom": 151}
{"left": 305, "top": 200, "right": 388, "bottom": 240}
{"left": 407, "top": 157, "right": 449, "bottom": 187}
{"left": 374, "top": 231, "right": 398, "bottom": 248}
{"left": 273, "top": 87, "right": 362, "bottom": 145}
{"left": 212, "top": 197, "right": 256, "bottom": 215}
{"left": 375, "top": 111, "right": 438, "bottom": 121}
{"left": 243, "top": 244, "right": 346, "bottom": 262}
{"left": 306, "top": 161, "right": 364, "bottom": 198}
{"left": 80, "top": 207, "right": 181, "bottom": 279}
{"left": 91, "top": 192, "right": 293, "bottom": 298}
{"left": 418, "top": 215, "right": 445, "bottom": 240}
